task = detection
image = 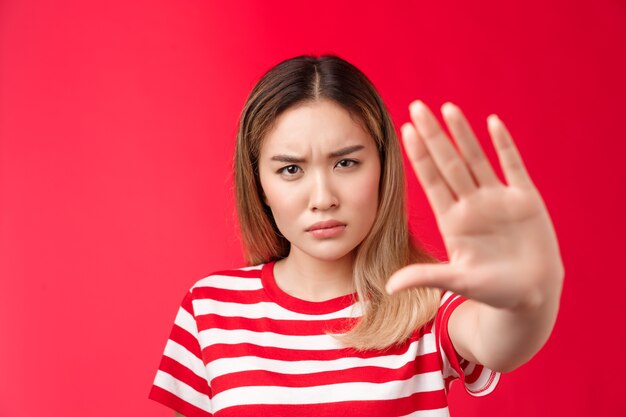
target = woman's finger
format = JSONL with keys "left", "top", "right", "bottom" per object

{"left": 441, "top": 103, "right": 501, "bottom": 188}
{"left": 409, "top": 100, "right": 478, "bottom": 199}
{"left": 385, "top": 263, "right": 465, "bottom": 295}
{"left": 401, "top": 122, "right": 455, "bottom": 215}
{"left": 487, "top": 115, "right": 534, "bottom": 188}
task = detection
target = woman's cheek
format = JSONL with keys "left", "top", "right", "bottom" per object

{"left": 354, "top": 166, "right": 380, "bottom": 207}
{"left": 265, "top": 182, "right": 303, "bottom": 227}
{"left": 261, "top": 176, "right": 291, "bottom": 207}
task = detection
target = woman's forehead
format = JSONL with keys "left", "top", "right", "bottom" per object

{"left": 260, "top": 101, "right": 375, "bottom": 157}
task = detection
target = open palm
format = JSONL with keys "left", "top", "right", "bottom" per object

{"left": 386, "top": 101, "right": 564, "bottom": 311}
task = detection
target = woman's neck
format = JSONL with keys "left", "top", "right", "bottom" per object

{"left": 273, "top": 250, "right": 355, "bottom": 302}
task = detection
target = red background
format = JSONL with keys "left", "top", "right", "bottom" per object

{"left": 1, "top": 1, "right": 625, "bottom": 416}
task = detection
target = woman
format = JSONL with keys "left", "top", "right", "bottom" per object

{"left": 150, "top": 54, "right": 564, "bottom": 417}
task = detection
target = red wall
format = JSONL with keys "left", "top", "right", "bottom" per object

{"left": 1, "top": 0, "right": 624, "bottom": 416}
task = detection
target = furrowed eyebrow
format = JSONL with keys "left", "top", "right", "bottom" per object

{"left": 270, "top": 144, "right": 365, "bottom": 163}
{"left": 330, "top": 144, "right": 365, "bottom": 158}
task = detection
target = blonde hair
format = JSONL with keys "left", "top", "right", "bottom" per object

{"left": 234, "top": 54, "right": 441, "bottom": 350}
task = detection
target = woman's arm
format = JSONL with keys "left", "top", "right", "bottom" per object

{"left": 448, "top": 279, "right": 562, "bottom": 373}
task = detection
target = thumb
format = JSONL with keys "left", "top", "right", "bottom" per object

{"left": 385, "top": 263, "right": 462, "bottom": 295}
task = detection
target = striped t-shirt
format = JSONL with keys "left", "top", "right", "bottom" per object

{"left": 149, "top": 260, "right": 500, "bottom": 417}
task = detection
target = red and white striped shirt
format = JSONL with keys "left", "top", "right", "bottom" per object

{"left": 149, "top": 261, "right": 499, "bottom": 417}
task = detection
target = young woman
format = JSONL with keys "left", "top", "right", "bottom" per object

{"left": 149, "top": 55, "right": 564, "bottom": 417}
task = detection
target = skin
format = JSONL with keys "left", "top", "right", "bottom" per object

{"left": 173, "top": 99, "right": 564, "bottom": 416}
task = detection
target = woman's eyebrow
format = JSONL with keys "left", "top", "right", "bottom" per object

{"left": 270, "top": 144, "right": 365, "bottom": 163}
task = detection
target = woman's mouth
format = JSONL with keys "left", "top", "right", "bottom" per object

{"left": 307, "top": 224, "right": 346, "bottom": 238}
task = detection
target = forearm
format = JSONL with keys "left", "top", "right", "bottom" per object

{"left": 473, "top": 277, "right": 563, "bottom": 373}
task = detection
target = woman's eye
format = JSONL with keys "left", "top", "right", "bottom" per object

{"left": 337, "top": 159, "right": 359, "bottom": 168}
{"left": 278, "top": 165, "right": 301, "bottom": 176}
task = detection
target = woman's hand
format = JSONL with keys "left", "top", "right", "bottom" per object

{"left": 386, "top": 101, "right": 564, "bottom": 311}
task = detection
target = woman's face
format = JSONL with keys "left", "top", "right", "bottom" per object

{"left": 258, "top": 99, "right": 381, "bottom": 263}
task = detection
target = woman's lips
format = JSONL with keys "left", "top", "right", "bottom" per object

{"left": 307, "top": 225, "right": 346, "bottom": 238}
{"left": 306, "top": 220, "right": 346, "bottom": 231}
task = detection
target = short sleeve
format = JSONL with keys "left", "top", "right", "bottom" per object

{"left": 149, "top": 289, "right": 214, "bottom": 417}
{"left": 435, "top": 291, "right": 501, "bottom": 396}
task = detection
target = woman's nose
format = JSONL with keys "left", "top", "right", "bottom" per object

{"left": 308, "top": 172, "right": 338, "bottom": 211}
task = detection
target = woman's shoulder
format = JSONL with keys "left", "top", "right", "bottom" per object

{"left": 187, "top": 262, "right": 267, "bottom": 294}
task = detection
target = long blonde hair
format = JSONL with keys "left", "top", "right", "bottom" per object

{"left": 234, "top": 54, "right": 441, "bottom": 350}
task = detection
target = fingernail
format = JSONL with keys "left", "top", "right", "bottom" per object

{"left": 487, "top": 114, "right": 500, "bottom": 126}
{"left": 409, "top": 100, "right": 423, "bottom": 115}
{"left": 385, "top": 283, "right": 395, "bottom": 295}
{"left": 441, "top": 102, "right": 456, "bottom": 116}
